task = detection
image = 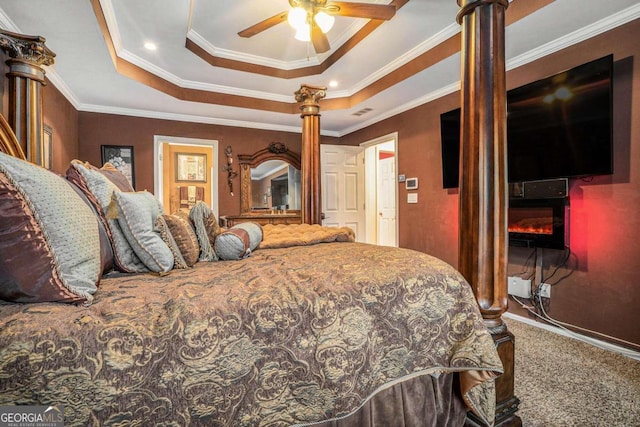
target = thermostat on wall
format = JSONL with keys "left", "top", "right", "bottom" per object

{"left": 405, "top": 177, "right": 418, "bottom": 190}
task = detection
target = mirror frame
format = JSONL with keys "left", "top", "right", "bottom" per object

{"left": 238, "top": 143, "right": 301, "bottom": 215}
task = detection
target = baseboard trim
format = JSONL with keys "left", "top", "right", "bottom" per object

{"left": 503, "top": 312, "right": 640, "bottom": 361}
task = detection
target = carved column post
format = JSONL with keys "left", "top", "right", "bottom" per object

{"left": 456, "top": 1, "right": 521, "bottom": 425}
{"left": 0, "top": 29, "right": 55, "bottom": 166}
{"left": 295, "top": 84, "right": 326, "bottom": 225}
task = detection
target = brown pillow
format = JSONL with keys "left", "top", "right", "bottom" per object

{"left": 155, "top": 213, "right": 200, "bottom": 268}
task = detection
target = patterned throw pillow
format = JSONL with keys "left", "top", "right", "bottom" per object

{"left": 67, "top": 160, "right": 147, "bottom": 273}
{"left": 155, "top": 213, "right": 200, "bottom": 268}
{"left": 188, "top": 201, "right": 221, "bottom": 261}
{"left": 232, "top": 222, "right": 263, "bottom": 251}
{"left": 214, "top": 228, "right": 252, "bottom": 260}
{"left": 110, "top": 191, "right": 174, "bottom": 274}
{"left": 0, "top": 152, "right": 101, "bottom": 303}
{"left": 213, "top": 222, "right": 263, "bottom": 261}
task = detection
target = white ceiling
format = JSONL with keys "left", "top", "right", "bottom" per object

{"left": 0, "top": 0, "right": 638, "bottom": 137}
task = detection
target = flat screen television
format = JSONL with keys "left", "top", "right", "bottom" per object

{"left": 440, "top": 54, "right": 614, "bottom": 188}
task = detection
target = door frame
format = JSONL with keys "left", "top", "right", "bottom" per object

{"left": 360, "top": 132, "right": 398, "bottom": 246}
{"left": 154, "top": 135, "right": 219, "bottom": 219}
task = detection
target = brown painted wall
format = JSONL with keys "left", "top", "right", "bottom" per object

{"left": 340, "top": 19, "right": 640, "bottom": 348}
{"left": 77, "top": 112, "right": 339, "bottom": 217}
{"left": 43, "top": 79, "right": 79, "bottom": 174}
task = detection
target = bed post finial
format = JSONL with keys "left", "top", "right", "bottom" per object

{"left": 295, "top": 84, "right": 326, "bottom": 225}
{"left": 0, "top": 29, "right": 56, "bottom": 168}
{"left": 457, "top": 1, "right": 521, "bottom": 426}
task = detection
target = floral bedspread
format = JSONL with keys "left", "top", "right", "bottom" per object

{"left": 0, "top": 242, "right": 502, "bottom": 426}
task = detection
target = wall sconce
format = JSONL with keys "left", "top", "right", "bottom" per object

{"left": 223, "top": 145, "right": 238, "bottom": 196}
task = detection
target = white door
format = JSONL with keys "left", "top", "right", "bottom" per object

{"left": 377, "top": 154, "right": 397, "bottom": 246}
{"left": 362, "top": 136, "right": 398, "bottom": 246}
{"left": 321, "top": 145, "right": 365, "bottom": 241}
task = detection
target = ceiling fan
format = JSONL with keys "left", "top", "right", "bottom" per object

{"left": 238, "top": 0, "right": 396, "bottom": 54}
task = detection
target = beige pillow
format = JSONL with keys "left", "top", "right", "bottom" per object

{"left": 110, "top": 191, "right": 174, "bottom": 273}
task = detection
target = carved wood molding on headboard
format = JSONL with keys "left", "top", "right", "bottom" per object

{"left": 0, "top": 113, "right": 26, "bottom": 160}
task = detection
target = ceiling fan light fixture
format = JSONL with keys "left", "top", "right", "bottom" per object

{"left": 294, "top": 24, "right": 311, "bottom": 41}
{"left": 288, "top": 7, "right": 308, "bottom": 30}
{"left": 314, "top": 11, "right": 335, "bottom": 34}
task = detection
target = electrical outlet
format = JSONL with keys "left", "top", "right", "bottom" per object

{"left": 539, "top": 283, "right": 551, "bottom": 299}
{"left": 508, "top": 276, "right": 531, "bottom": 299}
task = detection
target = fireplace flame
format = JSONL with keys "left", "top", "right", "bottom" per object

{"left": 508, "top": 219, "right": 553, "bottom": 235}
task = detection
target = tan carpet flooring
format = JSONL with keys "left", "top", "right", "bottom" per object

{"left": 505, "top": 318, "right": 640, "bottom": 426}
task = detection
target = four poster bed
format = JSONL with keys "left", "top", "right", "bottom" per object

{"left": 0, "top": 1, "right": 520, "bottom": 426}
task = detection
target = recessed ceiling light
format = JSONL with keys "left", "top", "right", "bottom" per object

{"left": 144, "top": 42, "right": 157, "bottom": 51}
{"left": 329, "top": 80, "right": 338, "bottom": 88}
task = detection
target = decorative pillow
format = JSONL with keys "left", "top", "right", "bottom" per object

{"left": 67, "top": 160, "right": 134, "bottom": 192}
{"left": 213, "top": 222, "right": 263, "bottom": 261}
{"left": 67, "top": 180, "right": 114, "bottom": 275}
{"left": 231, "top": 222, "right": 263, "bottom": 251}
{"left": 188, "top": 201, "right": 221, "bottom": 261}
{"left": 214, "top": 228, "right": 252, "bottom": 260}
{"left": 110, "top": 191, "right": 174, "bottom": 274}
{"left": 67, "top": 160, "right": 147, "bottom": 273}
{"left": 155, "top": 213, "right": 199, "bottom": 268}
{"left": 0, "top": 152, "right": 101, "bottom": 304}
{"left": 155, "top": 216, "right": 188, "bottom": 269}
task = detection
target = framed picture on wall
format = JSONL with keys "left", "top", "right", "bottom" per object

{"left": 101, "top": 145, "right": 135, "bottom": 188}
{"left": 175, "top": 152, "right": 207, "bottom": 182}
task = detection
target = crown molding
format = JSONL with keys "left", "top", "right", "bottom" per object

{"left": 77, "top": 102, "right": 340, "bottom": 137}
{"left": 338, "top": 81, "right": 460, "bottom": 136}
{"left": 118, "top": 49, "right": 294, "bottom": 102}
{"left": 338, "top": 4, "right": 640, "bottom": 137}
{"left": 187, "top": 29, "right": 323, "bottom": 70}
{"left": 99, "top": 0, "right": 122, "bottom": 52}
{"left": 344, "top": 23, "right": 460, "bottom": 98}
{"left": 507, "top": 2, "right": 640, "bottom": 70}
{"left": 0, "top": 7, "right": 19, "bottom": 32}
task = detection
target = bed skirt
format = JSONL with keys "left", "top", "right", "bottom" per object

{"left": 309, "top": 374, "right": 467, "bottom": 427}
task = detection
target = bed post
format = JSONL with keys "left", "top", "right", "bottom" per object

{"left": 295, "top": 84, "right": 326, "bottom": 225}
{"left": 0, "top": 29, "right": 55, "bottom": 167}
{"left": 456, "top": 1, "right": 521, "bottom": 426}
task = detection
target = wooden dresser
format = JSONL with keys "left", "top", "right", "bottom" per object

{"left": 221, "top": 213, "right": 302, "bottom": 227}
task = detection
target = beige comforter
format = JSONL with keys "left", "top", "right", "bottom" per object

{"left": 260, "top": 223, "right": 355, "bottom": 249}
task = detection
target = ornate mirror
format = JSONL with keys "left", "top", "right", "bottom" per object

{"left": 238, "top": 143, "right": 301, "bottom": 216}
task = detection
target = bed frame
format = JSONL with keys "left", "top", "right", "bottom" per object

{"left": 0, "top": 1, "right": 519, "bottom": 425}
{"left": 294, "top": 1, "right": 520, "bottom": 425}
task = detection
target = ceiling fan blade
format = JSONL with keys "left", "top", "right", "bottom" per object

{"left": 328, "top": 2, "right": 396, "bottom": 20}
{"left": 311, "top": 23, "right": 330, "bottom": 54}
{"left": 238, "top": 11, "right": 289, "bottom": 38}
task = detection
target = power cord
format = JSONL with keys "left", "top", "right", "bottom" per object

{"left": 509, "top": 292, "right": 640, "bottom": 357}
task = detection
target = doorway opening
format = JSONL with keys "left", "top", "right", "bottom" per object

{"left": 361, "top": 133, "right": 398, "bottom": 247}
{"left": 153, "top": 136, "right": 218, "bottom": 219}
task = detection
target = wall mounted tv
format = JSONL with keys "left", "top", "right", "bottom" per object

{"left": 440, "top": 54, "right": 614, "bottom": 189}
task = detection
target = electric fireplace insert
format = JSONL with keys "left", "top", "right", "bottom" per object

{"left": 508, "top": 198, "right": 568, "bottom": 249}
